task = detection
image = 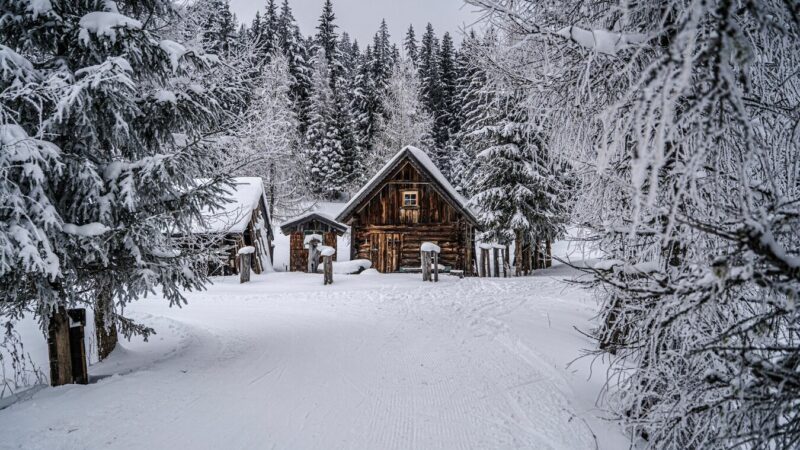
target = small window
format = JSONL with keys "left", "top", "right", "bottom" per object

{"left": 402, "top": 190, "right": 419, "bottom": 207}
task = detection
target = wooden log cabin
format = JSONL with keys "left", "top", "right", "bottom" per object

{"left": 192, "top": 177, "right": 274, "bottom": 276}
{"left": 280, "top": 212, "right": 347, "bottom": 272}
{"left": 336, "top": 146, "right": 480, "bottom": 274}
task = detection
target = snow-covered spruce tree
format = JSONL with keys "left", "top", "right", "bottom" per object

{"left": 404, "top": 25, "right": 418, "bottom": 66}
{"left": 467, "top": 91, "right": 567, "bottom": 275}
{"left": 276, "top": 0, "right": 312, "bottom": 135}
{"left": 469, "top": 0, "right": 800, "bottom": 447}
{"left": 372, "top": 57, "right": 433, "bottom": 171}
{"left": 304, "top": 51, "right": 347, "bottom": 199}
{"left": 351, "top": 45, "right": 379, "bottom": 162}
{"left": 1, "top": 0, "right": 239, "bottom": 360}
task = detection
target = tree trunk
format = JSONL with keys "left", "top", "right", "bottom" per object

{"left": 514, "top": 230, "right": 523, "bottom": 276}
{"left": 492, "top": 248, "right": 500, "bottom": 277}
{"left": 94, "top": 288, "right": 118, "bottom": 362}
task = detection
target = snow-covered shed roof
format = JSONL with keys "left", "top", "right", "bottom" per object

{"left": 194, "top": 177, "right": 271, "bottom": 235}
{"left": 336, "top": 146, "right": 479, "bottom": 225}
{"left": 280, "top": 211, "right": 348, "bottom": 235}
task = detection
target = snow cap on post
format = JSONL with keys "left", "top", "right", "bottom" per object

{"left": 237, "top": 246, "right": 255, "bottom": 255}
{"left": 421, "top": 242, "right": 441, "bottom": 253}
{"left": 319, "top": 246, "right": 336, "bottom": 257}
{"left": 304, "top": 234, "right": 323, "bottom": 246}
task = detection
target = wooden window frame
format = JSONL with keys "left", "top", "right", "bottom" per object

{"left": 401, "top": 190, "right": 420, "bottom": 209}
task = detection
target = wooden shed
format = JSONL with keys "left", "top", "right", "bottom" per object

{"left": 336, "top": 146, "right": 480, "bottom": 274}
{"left": 193, "top": 177, "right": 274, "bottom": 276}
{"left": 280, "top": 212, "right": 347, "bottom": 272}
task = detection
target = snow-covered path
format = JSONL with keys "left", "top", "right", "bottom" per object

{"left": 0, "top": 270, "right": 627, "bottom": 449}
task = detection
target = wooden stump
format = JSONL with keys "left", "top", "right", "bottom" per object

{"left": 240, "top": 253, "right": 251, "bottom": 284}
{"left": 323, "top": 255, "right": 333, "bottom": 285}
{"left": 433, "top": 252, "right": 439, "bottom": 283}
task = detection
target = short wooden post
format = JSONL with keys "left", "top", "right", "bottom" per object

{"left": 480, "top": 248, "right": 489, "bottom": 277}
{"left": 48, "top": 307, "right": 71, "bottom": 387}
{"left": 307, "top": 238, "right": 321, "bottom": 273}
{"left": 492, "top": 247, "right": 500, "bottom": 278}
{"left": 323, "top": 256, "right": 333, "bottom": 285}
{"left": 433, "top": 252, "right": 439, "bottom": 282}
{"left": 67, "top": 309, "right": 89, "bottom": 385}
{"left": 238, "top": 246, "right": 254, "bottom": 284}
{"left": 546, "top": 239, "right": 552, "bottom": 268}
{"left": 421, "top": 251, "right": 431, "bottom": 281}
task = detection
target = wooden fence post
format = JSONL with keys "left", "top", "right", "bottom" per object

{"left": 421, "top": 251, "right": 431, "bottom": 281}
{"left": 48, "top": 307, "right": 71, "bottom": 387}
{"left": 238, "top": 246, "right": 254, "bottom": 284}
{"left": 48, "top": 307, "right": 88, "bottom": 386}
{"left": 492, "top": 247, "right": 500, "bottom": 278}
{"left": 323, "top": 256, "right": 333, "bottom": 285}
{"left": 320, "top": 245, "right": 335, "bottom": 285}
{"left": 433, "top": 252, "right": 439, "bottom": 282}
{"left": 546, "top": 239, "right": 552, "bottom": 268}
{"left": 67, "top": 309, "right": 88, "bottom": 385}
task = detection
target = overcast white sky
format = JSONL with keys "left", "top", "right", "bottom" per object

{"left": 229, "top": 0, "right": 482, "bottom": 47}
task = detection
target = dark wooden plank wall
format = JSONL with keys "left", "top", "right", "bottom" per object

{"left": 349, "top": 161, "right": 475, "bottom": 273}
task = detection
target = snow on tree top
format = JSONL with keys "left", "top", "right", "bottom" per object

{"left": 337, "top": 146, "right": 478, "bottom": 225}
{"left": 79, "top": 11, "right": 142, "bottom": 44}
{"left": 237, "top": 246, "right": 256, "bottom": 255}
{"left": 194, "top": 177, "right": 266, "bottom": 235}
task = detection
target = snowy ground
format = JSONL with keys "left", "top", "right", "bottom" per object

{"left": 0, "top": 261, "right": 629, "bottom": 450}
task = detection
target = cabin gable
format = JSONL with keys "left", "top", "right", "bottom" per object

{"left": 338, "top": 147, "right": 478, "bottom": 274}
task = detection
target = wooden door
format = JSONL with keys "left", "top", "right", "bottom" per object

{"left": 369, "top": 232, "right": 401, "bottom": 273}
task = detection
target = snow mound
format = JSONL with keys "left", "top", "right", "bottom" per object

{"left": 333, "top": 259, "right": 371, "bottom": 274}
{"left": 360, "top": 268, "right": 380, "bottom": 276}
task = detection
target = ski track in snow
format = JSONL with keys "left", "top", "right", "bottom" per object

{"left": 0, "top": 270, "right": 628, "bottom": 450}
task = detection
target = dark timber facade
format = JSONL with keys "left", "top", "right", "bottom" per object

{"left": 337, "top": 147, "right": 480, "bottom": 274}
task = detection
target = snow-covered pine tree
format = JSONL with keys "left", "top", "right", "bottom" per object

{"left": 0, "top": 0, "right": 240, "bottom": 358}
{"left": 404, "top": 25, "right": 418, "bottom": 66}
{"left": 304, "top": 51, "right": 347, "bottom": 199}
{"left": 351, "top": 45, "right": 379, "bottom": 162}
{"left": 199, "top": 0, "right": 238, "bottom": 54}
{"left": 452, "top": 30, "right": 497, "bottom": 194}
{"left": 467, "top": 91, "right": 567, "bottom": 274}
{"left": 418, "top": 23, "right": 440, "bottom": 120}
{"left": 276, "top": 0, "right": 312, "bottom": 135}
{"left": 432, "top": 32, "right": 460, "bottom": 179}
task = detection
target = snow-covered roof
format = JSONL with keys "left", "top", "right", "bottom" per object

{"left": 280, "top": 210, "right": 348, "bottom": 235}
{"left": 336, "top": 146, "right": 479, "bottom": 225}
{"left": 194, "top": 177, "right": 268, "bottom": 234}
